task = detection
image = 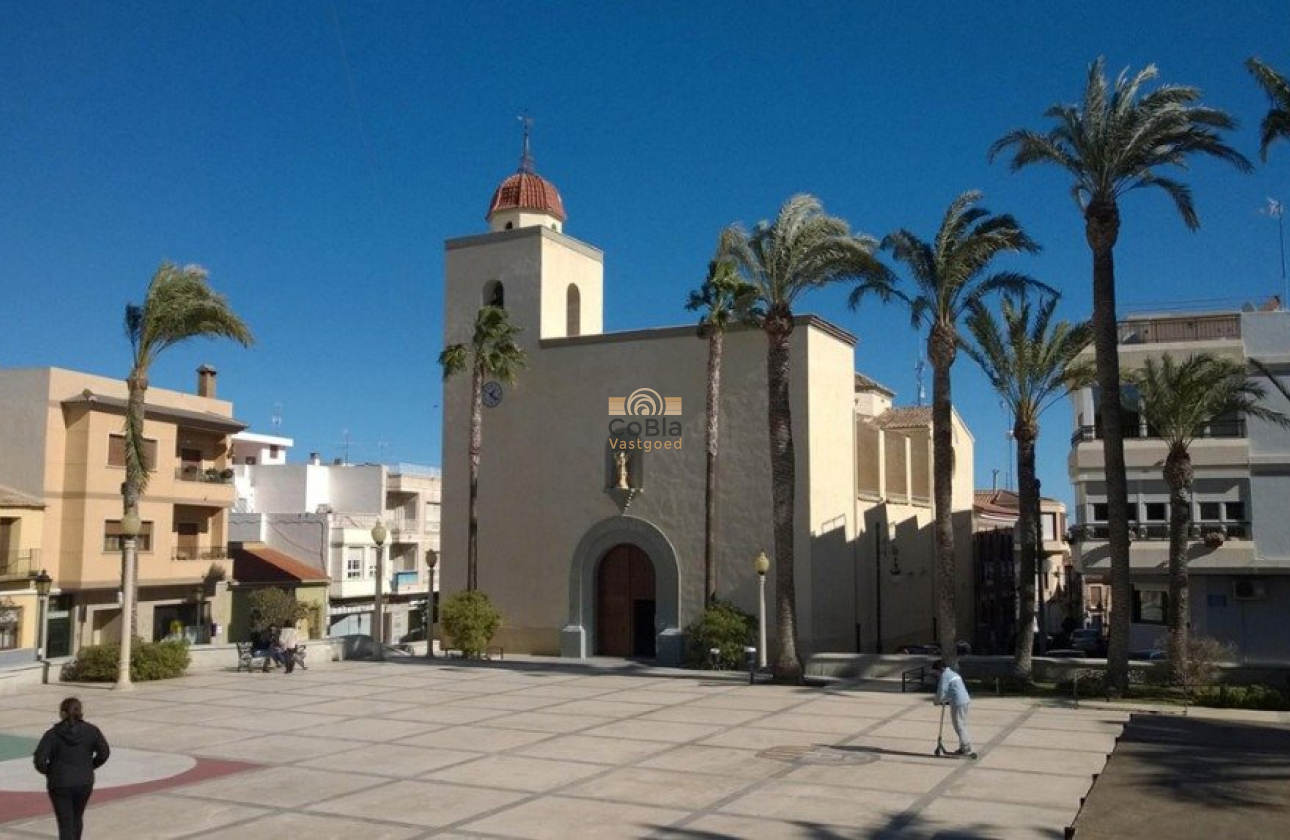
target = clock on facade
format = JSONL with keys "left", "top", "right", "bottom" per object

{"left": 482, "top": 381, "right": 504, "bottom": 408}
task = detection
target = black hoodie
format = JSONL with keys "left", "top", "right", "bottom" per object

{"left": 32, "top": 720, "right": 110, "bottom": 790}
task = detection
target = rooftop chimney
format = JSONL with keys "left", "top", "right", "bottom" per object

{"left": 197, "top": 364, "right": 218, "bottom": 398}
{"left": 309, "top": 452, "right": 321, "bottom": 465}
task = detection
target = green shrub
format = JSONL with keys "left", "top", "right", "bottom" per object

{"left": 247, "top": 587, "right": 311, "bottom": 634}
{"left": 1197, "top": 683, "right": 1290, "bottom": 711}
{"left": 684, "top": 599, "right": 755, "bottom": 669}
{"left": 67, "top": 639, "right": 190, "bottom": 682}
{"left": 440, "top": 591, "right": 502, "bottom": 657}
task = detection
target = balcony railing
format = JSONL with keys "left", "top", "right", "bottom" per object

{"left": 1117, "top": 314, "right": 1241, "bottom": 345}
{"left": 1070, "top": 521, "right": 1251, "bottom": 542}
{"left": 172, "top": 547, "right": 229, "bottom": 562}
{"left": 1071, "top": 419, "right": 1247, "bottom": 447}
{"left": 176, "top": 465, "right": 234, "bottom": 484}
{"left": 0, "top": 549, "right": 38, "bottom": 580}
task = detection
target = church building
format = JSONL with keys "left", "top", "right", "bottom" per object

{"left": 439, "top": 138, "right": 977, "bottom": 664}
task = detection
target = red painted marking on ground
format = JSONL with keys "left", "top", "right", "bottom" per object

{"left": 0, "top": 758, "right": 259, "bottom": 824}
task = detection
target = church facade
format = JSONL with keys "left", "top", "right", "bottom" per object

{"left": 440, "top": 146, "right": 976, "bottom": 664}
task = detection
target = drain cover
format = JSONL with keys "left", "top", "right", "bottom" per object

{"left": 757, "top": 745, "right": 881, "bottom": 765}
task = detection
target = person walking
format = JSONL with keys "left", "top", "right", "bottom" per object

{"left": 32, "top": 697, "right": 110, "bottom": 840}
{"left": 932, "top": 659, "right": 974, "bottom": 756}
{"left": 277, "top": 623, "right": 300, "bottom": 674}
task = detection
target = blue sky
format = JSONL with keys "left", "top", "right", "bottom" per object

{"left": 3, "top": 2, "right": 1289, "bottom": 506}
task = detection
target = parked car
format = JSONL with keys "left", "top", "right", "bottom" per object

{"left": 1070, "top": 628, "right": 1106, "bottom": 655}
{"left": 1128, "top": 649, "right": 1166, "bottom": 661}
{"left": 897, "top": 644, "right": 940, "bottom": 656}
{"left": 1044, "top": 649, "right": 1087, "bottom": 659}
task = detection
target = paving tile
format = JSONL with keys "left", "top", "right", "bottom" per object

{"left": 384, "top": 704, "right": 511, "bottom": 725}
{"left": 718, "top": 779, "right": 916, "bottom": 828}
{"left": 7, "top": 794, "right": 269, "bottom": 839}
{"left": 424, "top": 754, "right": 607, "bottom": 792}
{"left": 579, "top": 719, "right": 726, "bottom": 744}
{"left": 479, "top": 711, "right": 615, "bottom": 734}
{"left": 976, "top": 744, "right": 1110, "bottom": 777}
{"left": 638, "top": 705, "right": 767, "bottom": 726}
{"left": 637, "top": 744, "right": 787, "bottom": 779}
{"left": 943, "top": 766, "right": 1095, "bottom": 808}
{"left": 781, "top": 756, "right": 956, "bottom": 793}
{"left": 514, "top": 734, "right": 673, "bottom": 765}
{"left": 193, "top": 732, "right": 363, "bottom": 763}
{"left": 460, "top": 794, "right": 689, "bottom": 839}
{"left": 914, "top": 794, "right": 1077, "bottom": 839}
{"left": 668, "top": 813, "right": 865, "bottom": 839}
{"left": 398, "top": 725, "right": 554, "bottom": 753}
{"left": 291, "top": 716, "right": 444, "bottom": 743}
{"left": 308, "top": 779, "right": 525, "bottom": 826}
{"left": 297, "top": 743, "right": 485, "bottom": 776}
{"left": 193, "top": 810, "right": 422, "bottom": 840}
{"left": 698, "top": 725, "right": 840, "bottom": 751}
{"left": 562, "top": 766, "right": 759, "bottom": 809}
{"left": 172, "top": 766, "right": 385, "bottom": 808}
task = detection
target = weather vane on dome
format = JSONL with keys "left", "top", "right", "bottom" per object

{"left": 518, "top": 112, "right": 535, "bottom": 174}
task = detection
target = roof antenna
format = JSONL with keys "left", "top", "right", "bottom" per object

{"left": 518, "top": 112, "right": 535, "bottom": 173}
{"left": 914, "top": 356, "right": 927, "bottom": 407}
{"left": 1263, "top": 198, "right": 1287, "bottom": 311}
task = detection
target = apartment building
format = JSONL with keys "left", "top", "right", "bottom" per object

{"left": 0, "top": 484, "right": 45, "bottom": 659}
{"left": 0, "top": 366, "right": 243, "bottom": 655}
{"left": 229, "top": 446, "right": 441, "bottom": 644}
{"left": 1067, "top": 303, "right": 1290, "bottom": 659}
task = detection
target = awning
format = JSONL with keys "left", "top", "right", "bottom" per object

{"left": 230, "top": 543, "right": 329, "bottom": 584}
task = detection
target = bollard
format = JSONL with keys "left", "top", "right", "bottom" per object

{"left": 709, "top": 647, "right": 721, "bottom": 671}
{"left": 744, "top": 646, "right": 757, "bottom": 685}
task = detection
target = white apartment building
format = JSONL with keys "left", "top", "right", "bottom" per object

{"left": 1068, "top": 303, "right": 1290, "bottom": 659}
{"left": 229, "top": 437, "right": 442, "bottom": 643}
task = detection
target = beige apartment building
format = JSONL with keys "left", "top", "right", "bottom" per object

{"left": 440, "top": 146, "right": 977, "bottom": 663}
{"left": 0, "top": 365, "right": 243, "bottom": 655}
{"left": 1, "top": 484, "right": 45, "bottom": 658}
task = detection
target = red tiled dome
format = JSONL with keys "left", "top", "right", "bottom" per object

{"left": 487, "top": 170, "right": 566, "bottom": 222}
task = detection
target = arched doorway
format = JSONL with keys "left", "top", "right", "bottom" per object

{"left": 595, "top": 544, "right": 656, "bottom": 658}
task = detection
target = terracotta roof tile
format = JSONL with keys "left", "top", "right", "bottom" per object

{"left": 854, "top": 372, "right": 895, "bottom": 396}
{"left": 877, "top": 406, "right": 933, "bottom": 429}
{"left": 231, "top": 543, "right": 329, "bottom": 584}
{"left": 487, "top": 171, "right": 566, "bottom": 221}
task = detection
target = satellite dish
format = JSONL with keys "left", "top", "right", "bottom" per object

{"left": 1242, "top": 303, "right": 1256, "bottom": 312}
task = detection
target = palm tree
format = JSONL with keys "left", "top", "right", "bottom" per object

{"left": 123, "top": 262, "right": 253, "bottom": 684}
{"left": 686, "top": 259, "right": 755, "bottom": 605}
{"left": 964, "top": 294, "right": 1093, "bottom": 682}
{"left": 1126, "top": 354, "right": 1289, "bottom": 675}
{"left": 440, "top": 305, "right": 527, "bottom": 592}
{"left": 989, "top": 57, "right": 1250, "bottom": 691}
{"left": 719, "top": 194, "right": 890, "bottom": 683}
{"left": 854, "top": 190, "right": 1043, "bottom": 667}
{"left": 1246, "top": 58, "right": 1290, "bottom": 160}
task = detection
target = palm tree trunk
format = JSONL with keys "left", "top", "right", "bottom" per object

{"left": 703, "top": 328, "right": 722, "bottom": 605}
{"left": 1164, "top": 447, "right": 1193, "bottom": 677}
{"left": 1014, "top": 425, "right": 1038, "bottom": 683}
{"left": 124, "top": 372, "right": 147, "bottom": 641}
{"left": 1086, "top": 202, "right": 1132, "bottom": 694}
{"left": 467, "top": 362, "right": 484, "bottom": 592}
{"left": 766, "top": 319, "right": 802, "bottom": 683}
{"left": 929, "top": 326, "right": 958, "bottom": 667}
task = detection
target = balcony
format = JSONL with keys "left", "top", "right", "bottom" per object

{"left": 0, "top": 549, "right": 38, "bottom": 581}
{"left": 176, "top": 465, "right": 234, "bottom": 484}
{"left": 172, "top": 547, "right": 229, "bottom": 562}
{"left": 1071, "top": 419, "right": 1247, "bottom": 447}
{"left": 1070, "top": 521, "right": 1251, "bottom": 542}
{"left": 1117, "top": 314, "right": 1241, "bottom": 345}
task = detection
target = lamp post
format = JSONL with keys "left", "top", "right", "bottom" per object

{"left": 115, "top": 510, "right": 141, "bottom": 690}
{"left": 754, "top": 551, "right": 770, "bottom": 669}
{"left": 371, "top": 520, "right": 387, "bottom": 661}
{"left": 424, "top": 548, "right": 438, "bottom": 659}
{"left": 32, "top": 569, "right": 52, "bottom": 661}
{"left": 192, "top": 585, "right": 206, "bottom": 644}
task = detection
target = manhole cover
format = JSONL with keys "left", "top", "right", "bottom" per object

{"left": 757, "top": 745, "right": 881, "bottom": 766}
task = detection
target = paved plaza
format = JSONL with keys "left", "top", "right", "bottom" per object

{"left": 0, "top": 658, "right": 1281, "bottom": 839}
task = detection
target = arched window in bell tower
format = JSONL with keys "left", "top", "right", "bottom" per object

{"left": 566, "top": 284, "right": 581, "bottom": 337}
{"left": 483, "top": 279, "right": 505, "bottom": 309}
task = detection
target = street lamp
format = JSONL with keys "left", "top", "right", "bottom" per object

{"left": 115, "top": 510, "right": 141, "bottom": 690}
{"left": 31, "top": 569, "right": 52, "bottom": 661}
{"left": 192, "top": 585, "right": 206, "bottom": 644}
{"left": 754, "top": 551, "right": 770, "bottom": 669}
{"left": 424, "top": 548, "right": 438, "bottom": 659}
{"left": 371, "top": 520, "right": 387, "bottom": 661}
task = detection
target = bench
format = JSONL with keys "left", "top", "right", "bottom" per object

{"left": 902, "top": 665, "right": 934, "bottom": 693}
{"left": 236, "top": 643, "right": 308, "bottom": 672}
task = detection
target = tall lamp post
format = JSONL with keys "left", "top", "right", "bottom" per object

{"left": 371, "top": 520, "right": 387, "bottom": 661}
{"left": 192, "top": 585, "right": 206, "bottom": 644}
{"left": 32, "top": 569, "right": 53, "bottom": 661}
{"left": 424, "top": 548, "right": 438, "bottom": 659}
{"left": 115, "top": 510, "right": 141, "bottom": 690}
{"left": 754, "top": 551, "right": 770, "bottom": 669}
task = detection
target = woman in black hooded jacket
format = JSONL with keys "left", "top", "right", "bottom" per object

{"left": 33, "top": 697, "right": 110, "bottom": 840}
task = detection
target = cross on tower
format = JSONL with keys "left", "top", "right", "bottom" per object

{"left": 518, "top": 113, "right": 535, "bottom": 173}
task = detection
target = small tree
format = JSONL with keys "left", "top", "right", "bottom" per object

{"left": 440, "top": 590, "right": 502, "bottom": 658}
{"left": 247, "top": 588, "right": 311, "bottom": 634}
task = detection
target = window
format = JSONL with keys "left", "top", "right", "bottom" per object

{"left": 1041, "top": 513, "right": 1058, "bottom": 542}
{"left": 1091, "top": 503, "right": 1108, "bottom": 522}
{"left": 1144, "top": 502, "right": 1166, "bottom": 522}
{"left": 1199, "top": 502, "right": 1222, "bottom": 521}
{"left": 483, "top": 279, "right": 504, "bottom": 309}
{"left": 1225, "top": 501, "right": 1245, "bottom": 522}
{"left": 566, "top": 284, "right": 581, "bottom": 336}
{"left": 1132, "top": 589, "right": 1168, "bottom": 625}
{"left": 107, "top": 434, "right": 157, "bottom": 471}
{"left": 345, "top": 547, "right": 364, "bottom": 580}
{"left": 1087, "top": 585, "right": 1104, "bottom": 609}
{"left": 103, "top": 520, "right": 153, "bottom": 552}
{"left": 0, "top": 600, "right": 19, "bottom": 650}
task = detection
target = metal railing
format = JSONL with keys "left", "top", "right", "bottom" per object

{"left": 1117, "top": 314, "right": 1241, "bottom": 345}
{"left": 175, "top": 465, "right": 234, "bottom": 484}
{"left": 1071, "top": 521, "right": 1251, "bottom": 541}
{"left": 0, "top": 549, "right": 38, "bottom": 580}
{"left": 1071, "top": 418, "right": 1247, "bottom": 447}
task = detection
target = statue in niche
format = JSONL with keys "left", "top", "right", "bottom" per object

{"left": 614, "top": 450, "right": 631, "bottom": 489}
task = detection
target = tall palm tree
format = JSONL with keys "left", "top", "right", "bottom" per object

{"left": 1246, "top": 57, "right": 1290, "bottom": 160}
{"left": 1126, "top": 354, "right": 1289, "bottom": 675}
{"left": 440, "top": 305, "right": 527, "bottom": 592}
{"left": 989, "top": 57, "right": 1250, "bottom": 690}
{"left": 853, "top": 190, "right": 1043, "bottom": 667}
{"left": 123, "top": 262, "right": 253, "bottom": 683}
{"left": 719, "top": 194, "right": 890, "bottom": 683}
{"left": 964, "top": 294, "right": 1093, "bottom": 682}
{"left": 686, "top": 259, "right": 755, "bottom": 605}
